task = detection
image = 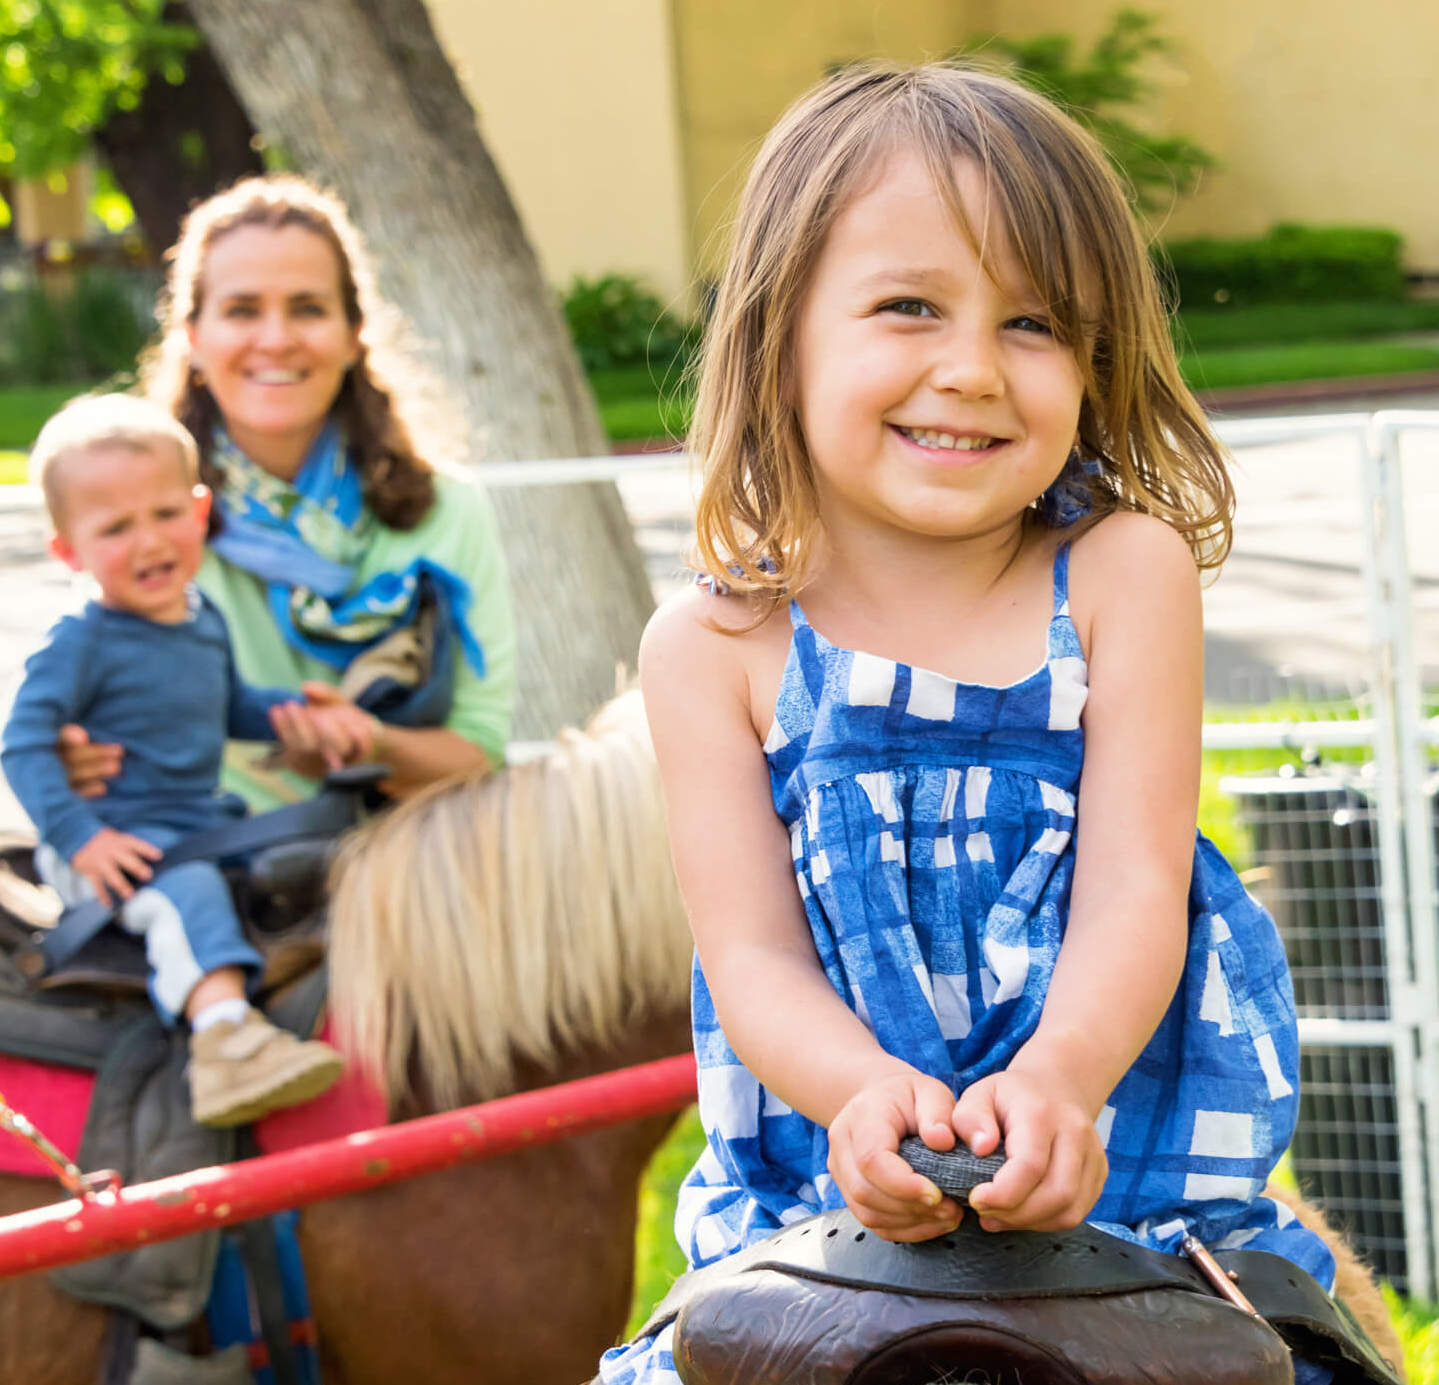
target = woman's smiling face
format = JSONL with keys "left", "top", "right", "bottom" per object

{"left": 187, "top": 223, "right": 361, "bottom": 480}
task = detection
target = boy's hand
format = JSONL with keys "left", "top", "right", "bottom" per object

{"left": 953, "top": 1069, "right": 1107, "bottom": 1233}
{"left": 827, "top": 1070, "right": 965, "bottom": 1243}
{"left": 70, "top": 828, "right": 163, "bottom": 907}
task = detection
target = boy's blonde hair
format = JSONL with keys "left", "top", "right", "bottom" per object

{"left": 30, "top": 393, "right": 199, "bottom": 528}
{"left": 691, "top": 61, "right": 1234, "bottom": 600}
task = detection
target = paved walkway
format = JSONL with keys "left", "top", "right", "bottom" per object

{"left": 2, "top": 399, "right": 1436, "bottom": 831}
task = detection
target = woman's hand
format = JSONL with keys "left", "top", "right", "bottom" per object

{"left": 269, "top": 683, "right": 382, "bottom": 775}
{"left": 827, "top": 1070, "right": 966, "bottom": 1243}
{"left": 953, "top": 1068, "right": 1107, "bottom": 1233}
{"left": 70, "top": 828, "right": 163, "bottom": 907}
{"left": 56, "top": 725, "right": 123, "bottom": 799}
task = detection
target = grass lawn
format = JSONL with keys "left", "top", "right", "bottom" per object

{"left": 1180, "top": 340, "right": 1439, "bottom": 394}
{"left": 0, "top": 382, "right": 104, "bottom": 452}
{"left": 595, "top": 326, "right": 1439, "bottom": 444}
{"left": 0, "top": 451, "right": 27, "bottom": 485}
{"left": 4, "top": 308, "right": 1439, "bottom": 452}
{"left": 589, "top": 365, "right": 691, "bottom": 447}
{"left": 1176, "top": 299, "right": 1439, "bottom": 351}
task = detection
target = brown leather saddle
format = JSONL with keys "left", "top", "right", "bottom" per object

{"left": 642, "top": 1143, "right": 1403, "bottom": 1385}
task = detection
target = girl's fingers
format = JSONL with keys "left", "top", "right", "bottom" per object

{"left": 862, "top": 1143, "right": 951, "bottom": 1206}
{"left": 832, "top": 1139, "right": 957, "bottom": 1227}
{"left": 843, "top": 1179, "right": 962, "bottom": 1236}
{"left": 951, "top": 1080, "right": 1002, "bottom": 1157}
{"left": 913, "top": 1085, "right": 960, "bottom": 1152}
{"left": 980, "top": 1135, "right": 1076, "bottom": 1230}
{"left": 970, "top": 1126, "right": 1051, "bottom": 1216}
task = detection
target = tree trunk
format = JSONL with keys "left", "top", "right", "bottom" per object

{"left": 94, "top": 4, "right": 265, "bottom": 254}
{"left": 187, "top": 0, "right": 654, "bottom": 740}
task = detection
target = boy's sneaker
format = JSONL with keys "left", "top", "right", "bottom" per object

{"left": 190, "top": 1007, "right": 344, "bottom": 1128}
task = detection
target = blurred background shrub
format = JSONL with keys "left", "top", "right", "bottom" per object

{"left": 561, "top": 272, "right": 693, "bottom": 373}
{"left": 1160, "top": 225, "right": 1408, "bottom": 308}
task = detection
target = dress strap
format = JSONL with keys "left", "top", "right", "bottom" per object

{"left": 1051, "top": 542, "right": 1072, "bottom": 617}
{"left": 1046, "top": 542, "right": 1084, "bottom": 665}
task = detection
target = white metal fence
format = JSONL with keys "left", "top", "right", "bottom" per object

{"left": 1200, "top": 411, "right": 1437, "bottom": 1298}
{"left": 488, "top": 412, "right": 1439, "bottom": 1296}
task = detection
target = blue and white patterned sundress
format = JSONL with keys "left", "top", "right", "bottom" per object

{"left": 600, "top": 543, "right": 1336, "bottom": 1385}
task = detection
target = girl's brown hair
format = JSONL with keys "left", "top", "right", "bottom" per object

{"left": 141, "top": 174, "right": 444, "bottom": 529}
{"left": 691, "top": 61, "right": 1233, "bottom": 597}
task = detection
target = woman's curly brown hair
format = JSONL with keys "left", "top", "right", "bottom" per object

{"left": 140, "top": 174, "right": 452, "bottom": 529}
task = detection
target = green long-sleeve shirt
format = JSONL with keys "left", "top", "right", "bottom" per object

{"left": 198, "top": 468, "right": 516, "bottom": 812}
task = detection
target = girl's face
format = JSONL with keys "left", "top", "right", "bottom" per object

{"left": 187, "top": 224, "right": 361, "bottom": 480}
{"left": 792, "top": 150, "right": 1085, "bottom": 552}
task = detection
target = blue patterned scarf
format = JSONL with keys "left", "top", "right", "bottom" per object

{"left": 208, "top": 423, "right": 485, "bottom": 714}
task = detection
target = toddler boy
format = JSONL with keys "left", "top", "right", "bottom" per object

{"left": 1, "top": 394, "right": 349, "bottom": 1126}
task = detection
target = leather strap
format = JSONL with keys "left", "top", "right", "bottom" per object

{"left": 645, "top": 1209, "right": 1402, "bottom": 1385}
{"left": 233, "top": 1131, "right": 303, "bottom": 1385}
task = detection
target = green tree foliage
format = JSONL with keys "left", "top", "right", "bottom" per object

{"left": 956, "top": 8, "right": 1216, "bottom": 212}
{"left": 0, "top": 0, "right": 195, "bottom": 178}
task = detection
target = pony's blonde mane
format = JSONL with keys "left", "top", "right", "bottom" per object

{"left": 326, "top": 690, "right": 692, "bottom": 1111}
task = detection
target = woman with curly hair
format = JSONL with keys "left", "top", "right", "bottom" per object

{"left": 60, "top": 175, "right": 515, "bottom": 806}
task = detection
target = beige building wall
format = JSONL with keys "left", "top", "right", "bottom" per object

{"left": 977, "top": 0, "right": 1439, "bottom": 270}
{"left": 671, "top": 0, "right": 977, "bottom": 279}
{"left": 12, "top": 162, "right": 93, "bottom": 246}
{"left": 428, "top": 0, "right": 691, "bottom": 307}
{"left": 436, "top": 0, "right": 1439, "bottom": 303}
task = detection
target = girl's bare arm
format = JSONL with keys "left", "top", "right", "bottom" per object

{"left": 641, "top": 589, "right": 915, "bottom": 1121}
{"left": 959, "top": 514, "right": 1202, "bottom": 1229}
{"left": 642, "top": 591, "right": 961, "bottom": 1236}
{"left": 1021, "top": 513, "right": 1201, "bottom": 1104}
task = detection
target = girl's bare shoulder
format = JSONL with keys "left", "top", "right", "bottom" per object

{"left": 640, "top": 583, "right": 793, "bottom": 736}
{"left": 1068, "top": 509, "right": 1195, "bottom": 578}
{"left": 1065, "top": 511, "right": 1200, "bottom": 643}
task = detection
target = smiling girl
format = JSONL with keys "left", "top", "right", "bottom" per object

{"left": 598, "top": 62, "right": 1397, "bottom": 1385}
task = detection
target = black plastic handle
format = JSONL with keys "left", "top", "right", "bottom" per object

{"left": 898, "top": 1135, "right": 1005, "bottom": 1204}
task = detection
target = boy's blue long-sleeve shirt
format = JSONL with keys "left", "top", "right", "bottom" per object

{"left": 0, "top": 594, "right": 296, "bottom": 858}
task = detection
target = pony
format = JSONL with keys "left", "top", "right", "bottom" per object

{"left": 0, "top": 691, "right": 1408, "bottom": 1383}
{"left": 0, "top": 690, "right": 696, "bottom": 1385}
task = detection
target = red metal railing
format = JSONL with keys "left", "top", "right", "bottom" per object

{"left": 0, "top": 1052, "right": 698, "bottom": 1278}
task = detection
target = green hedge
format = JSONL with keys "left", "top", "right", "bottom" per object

{"left": 1158, "top": 224, "right": 1407, "bottom": 308}
{"left": 0, "top": 268, "right": 154, "bottom": 385}
{"left": 561, "top": 273, "right": 693, "bottom": 373}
